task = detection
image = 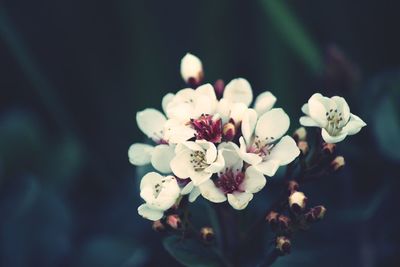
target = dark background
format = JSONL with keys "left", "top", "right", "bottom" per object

{"left": 1, "top": 0, "right": 400, "bottom": 266}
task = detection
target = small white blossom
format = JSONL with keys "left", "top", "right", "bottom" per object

{"left": 170, "top": 140, "right": 225, "bottom": 186}
{"left": 300, "top": 93, "right": 366, "bottom": 143}
{"left": 180, "top": 53, "right": 203, "bottom": 85}
{"left": 137, "top": 172, "right": 180, "bottom": 221}
{"left": 238, "top": 108, "right": 300, "bottom": 176}
{"left": 196, "top": 142, "right": 267, "bottom": 210}
{"left": 128, "top": 108, "right": 175, "bottom": 173}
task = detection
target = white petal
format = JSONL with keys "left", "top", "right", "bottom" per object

{"left": 190, "top": 170, "right": 212, "bottom": 186}
{"left": 140, "top": 172, "right": 163, "bottom": 190}
{"left": 237, "top": 137, "right": 263, "bottom": 165}
{"left": 196, "top": 83, "right": 217, "bottom": 101}
{"left": 180, "top": 53, "right": 203, "bottom": 83}
{"left": 204, "top": 152, "right": 225, "bottom": 173}
{"left": 170, "top": 150, "right": 192, "bottom": 178}
{"left": 321, "top": 128, "right": 347, "bottom": 143}
{"left": 128, "top": 143, "right": 154, "bottom": 166}
{"left": 151, "top": 144, "right": 175, "bottom": 173}
{"left": 138, "top": 204, "right": 164, "bottom": 221}
{"left": 230, "top": 103, "right": 248, "bottom": 125}
{"left": 181, "top": 181, "right": 194, "bottom": 195}
{"left": 164, "top": 119, "right": 195, "bottom": 143}
{"left": 254, "top": 91, "right": 276, "bottom": 115}
{"left": 308, "top": 93, "right": 329, "bottom": 127}
{"left": 301, "top": 103, "right": 309, "bottom": 115}
{"left": 223, "top": 78, "right": 253, "bottom": 107}
{"left": 218, "top": 142, "right": 243, "bottom": 169}
{"left": 242, "top": 166, "right": 266, "bottom": 193}
{"left": 216, "top": 98, "right": 232, "bottom": 124}
{"left": 194, "top": 85, "right": 218, "bottom": 117}
{"left": 299, "top": 116, "right": 320, "bottom": 127}
{"left": 241, "top": 108, "right": 258, "bottom": 144}
{"left": 254, "top": 159, "right": 281, "bottom": 177}
{"left": 266, "top": 136, "right": 300, "bottom": 165}
{"left": 342, "top": 114, "right": 366, "bottom": 135}
{"left": 255, "top": 108, "right": 290, "bottom": 142}
{"left": 332, "top": 96, "right": 350, "bottom": 123}
{"left": 227, "top": 192, "right": 253, "bottom": 210}
{"left": 189, "top": 186, "right": 201, "bottom": 202}
{"left": 162, "top": 93, "right": 175, "bottom": 116}
{"left": 183, "top": 140, "right": 204, "bottom": 152}
{"left": 136, "top": 109, "right": 167, "bottom": 140}
{"left": 198, "top": 180, "right": 227, "bottom": 203}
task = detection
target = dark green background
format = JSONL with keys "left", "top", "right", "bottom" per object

{"left": 0, "top": 0, "right": 399, "bottom": 266}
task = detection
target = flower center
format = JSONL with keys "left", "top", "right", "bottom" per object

{"left": 153, "top": 178, "right": 168, "bottom": 198}
{"left": 248, "top": 135, "right": 275, "bottom": 158}
{"left": 190, "top": 151, "right": 209, "bottom": 172}
{"left": 189, "top": 114, "right": 222, "bottom": 143}
{"left": 325, "top": 109, "right": 344, "bottom": 136}
{"left": 215, "top": 168, "right": 245, "bottom": 194}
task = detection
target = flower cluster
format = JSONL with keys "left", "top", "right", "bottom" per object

{"left": 129, "top": 53, "right": 366, "bottom": 221}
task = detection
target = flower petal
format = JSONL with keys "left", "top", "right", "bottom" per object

{"left": 266, "top": 136, "right": 300, "bottom": 165}
{"left": 189, "top": 186, "right": 201, "bottom": 202}
{"left": 342, "top": 114, "right": 366, "bottom": 135}
{"left": 218, "top": 142, "right": 243, "bottom": 169}
{"left": 164, "top": 119, "right": 195, "bottom": 143}
{"left": 237, "top": 137, "right": 263, "bottom": 165}
{"left": 190, "top": 170, "right": 213, "bottom": 186}
{"left": 254, "top": 91, "right": 276, "bottom": 115}
{"left": 241, "top": 108, "right": 258, "bottom": 144}
{"left": 199, "top": 180, "right": 227, "bottom": 203}
{"left": 140, "top": 172, "right": 162, "bottom": 190}
{"left": 170, "top": 150, "right": 192, "bottom": 178}
{"left": 230, "top": 102, "right": 248, "bottom": 125}
{"left": 255, "top": 108, "right": 290, "bottom": 142}
{"left": 254, "top": 159, "right": 281, "bottom": 177}
{"left": 128, "top": 143, "right": 154, "bottom": 166}
{"left": 204, "top": 152, "right": 225, "bottom": 173}
{"left": 151, "top": 144, "right": 175, "bottom": 173}
{"left": 321, "top": 128, "right": 347, "bottom": 143}
{"left": 242, "top": 166, "right": 266, "bottom": 193}
{"left": 162, "top": 93, "right": 175, "bottom": 116}
{"left": 227, "top": 192, "right": 253, "bottom": 210}
{"left": 308, "top": 93, "right": 329, "bottom": 127}
{"left": 299, "top": 116, "right": 320, "bottom": 127}
{"left": 138, "top": 204, "right": 164, "bottom": 221}
{"left": 332, "top": 96, "right": 350, "bottom": 124}
{"left": 136, "top": 108, "right": 167, "bottom": 140}
{"left": 223, "top": 78, "right": 253, "bottom": 107}
{"left": 301, "top": 103, "right": 310, "bottom": 115}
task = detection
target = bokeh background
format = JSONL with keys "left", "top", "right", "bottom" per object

{"left": 1, "top": 0, "right": 400, "bottom": 266}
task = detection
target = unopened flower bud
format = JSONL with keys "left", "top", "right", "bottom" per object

{"left": 331, "top": 156, "right": 345, "bottom": 171}
{"left": 297, "top": 141, "right": 309, "bottom": 155}
{"left": 166, "top": 214, "right": 182, "bottom": 230}
{"left": 277, "top": 215, "right": 291, "bottom": 231}
{"left": 266, "top": 211, "right": 279, "bottom": 230}
{"left": 152, "top": 220, "right": 165, "bottom": 232}
{"left": 305, "top": 205, "right": 327, "bottom": 223}
{"left": 200, "top": 227, "right": 214, "bottom": 242}
{"left": 214, "top": 79, "right": 225, "bottom": 99}
{"left": 180, "top": 53, "right": 204, "bottom": 87}
{"left": 322, "top": 143, "right": 336, "bottom": 154}
{"left": 222, "top": 122, "right": 236, "bottom": 141}
{"left": 276, "top": 236, "right": 291, "bottom": 254}
{"left": 287, "top": 180, "right": 299, "bottom": 195}
{"left": 289, "top": 191, "right": 307, "bottom": 213}
{"left": 293, "top": 127, "right": 307, "bottom": 142}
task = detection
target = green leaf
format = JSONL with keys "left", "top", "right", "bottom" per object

{"left": 259, "top": 0, "right": 323, "bottom": 74}
{"left": 163, "top": 236, "right": 222, "bottom": 267}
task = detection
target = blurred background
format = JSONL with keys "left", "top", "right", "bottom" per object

{"left": 1, "top": 0, "right": 399, "bottom": 266}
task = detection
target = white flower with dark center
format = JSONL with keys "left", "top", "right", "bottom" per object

{"left": 137, "top": 172, "right": 180, "bottom": 221}
{"left": 238, "top": 108, "right": 300, "bottom": 176}
{"left": 196, "top": 142, "right": 267, "bottom": 210}
{"left": 170, "top": 140, "right": 225, "bottom": 186}
{"left": 299, "top": 93, "right": 366, "bottom": 143}
{"left": 128, "top": 108, "right": 175, "bottom": 173}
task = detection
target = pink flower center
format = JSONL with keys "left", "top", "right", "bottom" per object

{"left": 214, "top": 168, "right": 245, "bottom": 194}
{"left": 190, "top": 114, "right": 222, "bottom": 143}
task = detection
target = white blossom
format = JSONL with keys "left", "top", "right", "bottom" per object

{"left": 180, "top": 53, "right": 203, "bottom": 85}
{"left": 137, "top": 172, "right": 180, "bottom": 221}
{"left": 300, "top": 93, "right": 366, "bottom": 143}
{"left": 238, "top": 108, "right": 300, "bottom": 176}
{"left": 170, "top": 140, "right": 225, "bottom": 186}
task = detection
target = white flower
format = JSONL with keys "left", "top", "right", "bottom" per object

{"left": 299, "top": 93, "right": 366, "bottom": 143}
{"left": 238, "top": 108, "right": 300, "bottom": 176}
{"left": 170, "top": 140, "right": 225, "bottom": 186}
{"left": 128, "top": 108, "right": 175, "bottom": 173}
{"left": 180, "top": 53, "right": 203, "bottom": 85}
{"left": 196, "top": 142, "right": 267, "bottom": 210}
{"left": 137, "top": 172, "right": 180, "bottom": 221}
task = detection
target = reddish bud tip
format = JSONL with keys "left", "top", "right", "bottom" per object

{"left": 331, "top": 156, "right": 345, "bottom": 171}
{"left": 152, "top": 220, "right": 165, "bottom": 232}
{"left": 200, "top": 227, "right": 214, "bottom": 242}
{"left": 222, "top": 122, "right": 236, "bottom": 141}
{"left": 293, "top": 127, "right": 307, "bottom": 142}
{"left": 298, "top": 141, "right": 309, "bottom": 155}
{"left": 322, "top": 143, "right": 336, "bottom": 154}
{"left": 166, "top": 214, "right": 182, "bottom": 230}
{"left": 214, "top": 79, "right": 225, "bottom": 99}
{"left": 276, "top": 236, "right": 291, "bottom": 254}
{"left": 289, "top": 191, "right": 307, "bottom": 213}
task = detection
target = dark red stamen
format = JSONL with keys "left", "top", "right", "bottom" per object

{"left": 214, "top": 169, "right": 245, "bottom": 194}
{"left": 190, "top": 114, "right": 222, "bottom": 143}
